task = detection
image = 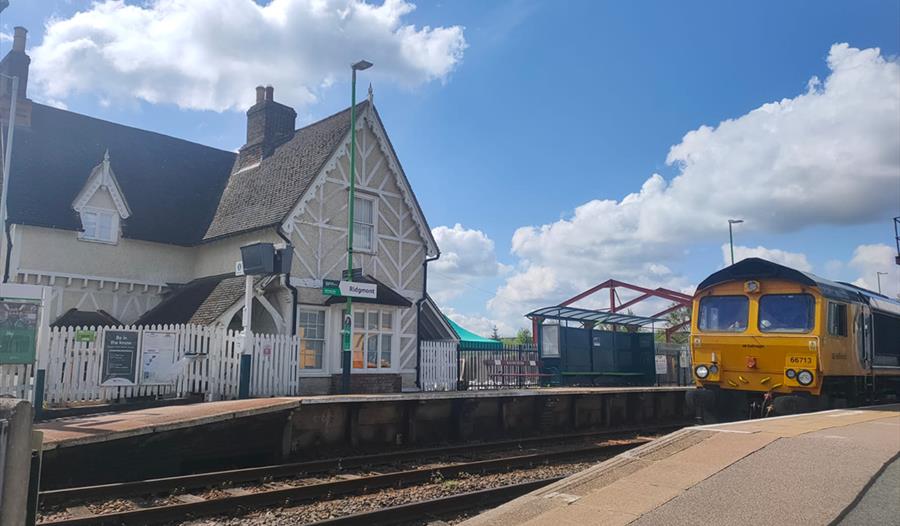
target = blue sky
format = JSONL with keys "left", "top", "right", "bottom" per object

{"left": 2, "top": 0, "right": 898, "bottom": 335}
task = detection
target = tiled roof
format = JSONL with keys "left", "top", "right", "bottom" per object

{"left": 7, "top": 103, "right": 236, "bottom": 245}
{"left": 136, "top": 274, "right": 251, "bottom": 326}
{"left": 203, "top": 102, "right": 367, "bottom": 241}
{"left": 52, "top": 308, "right": 121, "bottom": 328}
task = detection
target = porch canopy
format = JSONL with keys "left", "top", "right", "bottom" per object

{"left": 526, "top": 305, "right": 664, "bottom": 328}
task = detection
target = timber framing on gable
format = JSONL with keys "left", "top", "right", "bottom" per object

{"left": 281, "top": 103, "right": 439, "bottom": 258}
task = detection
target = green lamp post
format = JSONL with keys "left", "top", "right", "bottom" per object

{"left": 342, "top": 59, "right": 373, "bottom": 394}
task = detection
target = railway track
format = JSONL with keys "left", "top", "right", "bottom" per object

{"left": 39, "top": 426, "right": 679, "bottom": 525}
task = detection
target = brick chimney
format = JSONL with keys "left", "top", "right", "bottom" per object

{"left": 0, "top": 26, "right": 32, "bottom": 127}
{"left": 236, "top": 85, "right": 296, "bottom": 170}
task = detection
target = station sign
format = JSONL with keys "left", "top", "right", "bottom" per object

{"left": 323, "top": 279, "right": 377, "bottom": 299}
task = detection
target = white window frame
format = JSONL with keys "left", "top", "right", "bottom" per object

{"left": 78, "top": 206, "right": 120, "bottom": 244}
{"left": 298, "top": 307, "right": 328, "bottom": 374}
{"left": 352, "top": 193, "right": 377, "bottom": 254}
{"left": 349, "top": 306, "right": 397, "bottom": 373}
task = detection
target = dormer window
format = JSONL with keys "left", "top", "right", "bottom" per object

{"left": 72, "top": 150, "right": 131, "bottom": 245}
{"left": 79, "top": 208, "right": 118, "bottom": 243}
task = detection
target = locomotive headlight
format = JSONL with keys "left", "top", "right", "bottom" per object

{"left": 709, "top": 364, "right": 719, "bottom": 374}
{"left": 785, "top": 368, "right": 796, "bottom": 379}
{"left": 797, "top": 370, "right": 814, "bottom": 386}
{"left": 695, "top": 365, "right": 710, "bottom": 379}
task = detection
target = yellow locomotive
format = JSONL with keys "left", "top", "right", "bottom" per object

{"left": 690, "top": 258, "right": 900, "bottom": 419}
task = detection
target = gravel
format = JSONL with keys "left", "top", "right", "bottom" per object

{"left": 176, "top": 460, "right": 595, "bottom": 526}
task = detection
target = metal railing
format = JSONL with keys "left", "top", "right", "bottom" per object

{"left": 457, "top": 343, "right": 541, "bottom": 390}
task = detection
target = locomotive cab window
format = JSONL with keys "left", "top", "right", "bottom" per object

{"left": 827, "top": 302, "right": 848, "bottom": 337}
{"left": 759, "top": 294, "right": 815, "bottom": 333}
{"left": 698, "top": 295, "right": 748, "bottom": 332}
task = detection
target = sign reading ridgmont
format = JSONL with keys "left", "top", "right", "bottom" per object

{"left": 322, "top": 279, "right": 377, "bottom": 299}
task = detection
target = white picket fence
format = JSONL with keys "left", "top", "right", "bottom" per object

{"left": 0, "top": 323, "right": 457, "bottom": 405}
{"left": 420, "top": 340, "right": 458, "bottom": 391}
{"left": 0, "top": 324, "right": 313, "bottom": 406}
{"left": 43, "top": 324, "right": 246, "bottom": 405}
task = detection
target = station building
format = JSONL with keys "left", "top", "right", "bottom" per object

{"left": 0, "top": 27, "right": 451, "bottom": 394}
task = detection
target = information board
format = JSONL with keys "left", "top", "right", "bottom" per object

{"left": 655, "top": 355, "right": 668, "bottom": 375}
{"left": 0, "top": 299, "right": 39, "bottom": 364}
{"left": 140, "top": 331, "right": 178, "bottom": 385}
{"left": 101, "top": 330, "right": 139, "bottom": 386}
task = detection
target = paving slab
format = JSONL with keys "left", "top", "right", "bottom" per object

{"left": 461, "top": 405, "right": 900, "bottom": 526}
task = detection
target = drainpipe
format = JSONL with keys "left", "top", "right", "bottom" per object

{"left": 276, "top": 227, "right": 298, "bottom": 336}
{"left": 415, "top": 253, "right": 440, "bottom": 389}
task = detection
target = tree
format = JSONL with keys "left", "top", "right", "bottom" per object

{"left": 514, "top": 328, "right": 532, "bottom": 345}
{"left": 490, "top": 325, "right": 500, "bottom": 341}
{"left": 655, "top": 304, "right": 690, "bottom": 344}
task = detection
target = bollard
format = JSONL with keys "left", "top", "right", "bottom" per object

{"left": 239, "top": 354, "right": 252, "bottom": 399}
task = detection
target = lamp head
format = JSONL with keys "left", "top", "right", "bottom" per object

{"left": 352, "top": 60, "right": 373, "bottom": 71}
{"left": 728, "top": 219, "right": 744, "bottom": 225}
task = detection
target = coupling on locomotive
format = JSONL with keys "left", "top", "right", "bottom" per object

{"left": 689, "top": 258, "right": 900, "bottom": 420}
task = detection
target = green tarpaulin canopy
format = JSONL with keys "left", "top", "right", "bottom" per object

{"left": 444, "top": 316, "right": 502, "bottom": 349}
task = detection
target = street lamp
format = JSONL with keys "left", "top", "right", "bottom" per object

{"left": 342, "top": 59, "right": 373, "bottom": 394}
{"left": 876, "top": 271, "right": 888, "bottom": 295}
{"left": 728, "top": 219, "right": 744, "bottom": 266}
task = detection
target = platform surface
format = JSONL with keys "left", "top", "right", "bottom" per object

{"left": 36, "top": 386, "right": 690, "bottom": 449}
{"left": 461, "top": 405, "right": 900, "bottom": 526}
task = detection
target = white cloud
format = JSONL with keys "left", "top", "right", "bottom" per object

{"left": 0, "top": 32, "right": 12, "bottom": 43}
{"left": 486, "top": 43, "right": 899, "bottom": 329}
{"left": 724, "top": 245, "right": 812, "bottom": 272}
{"left": 30, "top": 0, "right": 466, "bottom": 111}
{"left": 429, "top": 224, "right": 507, "bottom": 303}
{"left": 849, "top": 244, "right": 899, "bottom": 298}
{"left": 441, "top": 306, "right": 513, "bottom": 338}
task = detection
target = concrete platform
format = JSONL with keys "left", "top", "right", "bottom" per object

{"left": 461, "top": 405, "right": 900, "bottom": 526}
{"left": 35, "top": 387, "right": 692, "bottom": 489}
{"left": 37, "top": 386, "right": 690, "bottom": 450}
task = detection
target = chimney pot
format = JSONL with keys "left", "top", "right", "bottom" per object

{"left": 265, "top": 86, "right": 274, "bottom": 101}
{"left": 12, "top": 27, "right": 27, "bottom": 52}
{"left": 255, "top": 86, "right": 265, "bottom": 103}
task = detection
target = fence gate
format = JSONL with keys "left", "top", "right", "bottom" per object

{"left": 420, "top": 341, "right": 457, "bottom": 391}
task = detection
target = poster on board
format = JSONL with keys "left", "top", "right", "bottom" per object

{"left": 101, "top": 330, "right": 139, "bottom": 386}
{"left": 140, "top": 331, "right": 179, "bottom": 385}
{"left": 0, "top": 299, "right": 39, "bottom": 364}
{"left": 655, "top": 355, "right": 668, "bottom": 375}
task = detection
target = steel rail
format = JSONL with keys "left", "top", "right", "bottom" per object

{"left": 38, "top": 441, "right": 644, "bottom": 526}
{"left": 41, "top": 424, "right": 682, "bottom": 507}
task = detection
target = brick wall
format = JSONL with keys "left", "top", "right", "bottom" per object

{"left": 330, "top": 374, "right": 402, "bottom": 394}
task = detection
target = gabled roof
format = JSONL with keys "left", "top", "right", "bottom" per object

{"left": 204, "top": 102, "right": 365, "bottom": 241}
{"left": 71, "top": 150, "right": 132, "bottom": 218}
{"left": 7, "top": 103, "right": 236, "bottom": 245}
